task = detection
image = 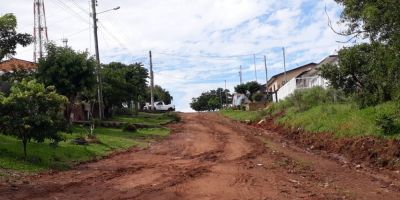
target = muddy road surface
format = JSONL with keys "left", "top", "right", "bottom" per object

{"left": 1, "top": 113, "right": 400, "bottom": 200}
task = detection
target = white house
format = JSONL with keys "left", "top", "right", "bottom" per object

{"left": 273, "top": 55, "right": 338, "bottom": 102}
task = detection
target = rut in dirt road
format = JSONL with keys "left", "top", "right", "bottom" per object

{"left": 1, "top": 113, "right": 400, "bottom": 200}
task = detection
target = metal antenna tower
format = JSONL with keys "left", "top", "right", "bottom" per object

{"left": 33, "top": 0, "right": 49, "bottom": 62}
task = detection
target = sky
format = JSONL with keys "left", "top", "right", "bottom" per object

{"left": 1, "top": 0, "right": 348, "bottom": 112}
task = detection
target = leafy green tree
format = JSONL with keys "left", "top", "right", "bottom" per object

{"left": 0, "top": 13, "right": 32, "bottom": 61}
{"left": 146, "top": 85, "right": 173, "bottom": 104}
{"left": 335, "top": 0, "right": 400, "bottom": 47}
{"left": 36, "top": 43, "right": 96, "bottom": 121}
{"left": 321, "top": 0, "right": 400, "bottom": 107}
{"left": 320, "top": 43, "right": 399, "bottom": 107}
{"left": 207, "top": 97, "right": 221, "bottom": 111}
{"left": 190, "top": 88, "right": 228, "bottom": 111}
{"left": 102, "top": 62, "right": 148, "bottom": 117}
{"left": 0, "top": 80, "right": 68, "bottom": 158}
{"left": 234, "top": 81, "right": 262, "bottom": 101}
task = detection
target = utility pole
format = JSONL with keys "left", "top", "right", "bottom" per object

{"left": 224, "top": 80, "right": 227, "bottom": 106}
{"left": 149, "top": 51, "right": 154, "bottom": 111}
{"left": 264, "top": 55, "right": 268, "bottom": 84}
{"left": 62, "top": 38, "right": 68, "bottom": 47}
{"left": 91, "top": 0, "right": 103, "bottom": 119}
{"left": 239, "top": 65, "right": 243, "bottom": 84}
{"left": 253, "top": 54, "right": 258, "bottom": 82}
{"left": 282, "top": 47, "right": 288, "bottom": 84}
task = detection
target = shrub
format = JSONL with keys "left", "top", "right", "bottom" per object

{"left": 376, "top": 114, "right": 399, "bottom": 135}
{"left": 285, "top": 87, "right": 337, "bottom": 112}
{"left": 123, "top": 123, "right": 137, "bottom": 132}
{"left": 252, "top": 93, "right": 264, "bottom": 102}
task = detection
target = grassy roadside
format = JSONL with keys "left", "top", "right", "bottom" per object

{"left": 112, "top": 112, "right": 179, "bottom": 125}
{"left": 221, "top": 88, "right": 400, "bottom": 139}
{"left": 0, "top": 113, "right": 175, "bottom": 173}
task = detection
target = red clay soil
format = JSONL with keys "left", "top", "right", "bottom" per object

{"left": 254, "top": 115, "right": 400, "bottom": 170}
{"left": 1, "top": 113, "right": 400, "bottom": 200}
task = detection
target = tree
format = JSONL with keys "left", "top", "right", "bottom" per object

{"left": 190, "top": 88, "right": 228, "bottom": 111}
{"left": 0, "top": 13, "right": 32, "bottom": 61}
{"left": 234, "top": 81, "right": 262, "bottom": 101}
{"left": 146, "top": 85, "right": 173, "bottom": 104}
{"left": 102, "top": 62, "right": 148, "bottom": 117}
{"left": 36, "top": 43, "right": 96, "bottom": 121}
{"left": 321, "top": 0, "right": 400, "bottom": 107}
{"left": 0, "top": 80, "right": 68, "bottom": 158}
{"left": 320, "top": 43, "right": 400, "bottom": 107}
{"left": 335, "top": 0, "right": 400, "bottom": 47}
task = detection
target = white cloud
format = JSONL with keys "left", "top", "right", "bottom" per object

{"left": 1, "top": 0, "right": 347, "bottom": 112}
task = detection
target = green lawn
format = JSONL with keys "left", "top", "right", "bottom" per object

{"left": 112, "top": 112, "right": 177, "bottom": 125}
{"left": 0, "top": 126, "right": 169, "bottom": 172}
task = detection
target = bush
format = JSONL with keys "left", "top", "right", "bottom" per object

{"left": 122, "top": 123, "right": 137, "bottom": 132}
{"left": 252, "top": 93, "right": 264, "bottom": 102}
{"left": 376, "top": 114, "right": 399, "bottom": 135}
{"left": 285, "top": 87, "right": 337, "bottom": 112}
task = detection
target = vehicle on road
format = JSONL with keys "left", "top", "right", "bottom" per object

{"left": 143, "top": 101, "right": 175, "bottom": 111}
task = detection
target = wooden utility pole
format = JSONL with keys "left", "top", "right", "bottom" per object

{"left": 149, "top": 51, "right": 154, "bottom": 111}
{"left": 264, "top": 55, "right": 268, "bottom": 84}
{"left": 253, "top": 54, "right": 257, "bottom": 82}
{"left": 224, "top": 80, "right": 227, "bottom": 105}
{"left": 91, "top": 0, "right": 103, "bottom": 119}
{"left": 282, "top": 47, "right": 288, "bottom": 84}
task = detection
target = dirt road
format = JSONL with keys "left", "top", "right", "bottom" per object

{"left": 1, "top": 113, "right": 400, "bottom": 200}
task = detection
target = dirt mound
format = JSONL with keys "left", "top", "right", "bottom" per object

{"left": 254, "top": 116, "right": 400, "bottom": 169}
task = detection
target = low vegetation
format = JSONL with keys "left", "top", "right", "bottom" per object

{"left": 0, "top": 110, "right": 175, "bottom": 173}
{"left": 112, "top": 112, "right": 180, "bottom": 126}
{"left": 222, "top": 87, "right": 400, "bottom": 139}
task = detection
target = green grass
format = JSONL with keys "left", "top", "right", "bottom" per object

{"left": 112, "top": 112, "right": 176, "bottom": 125}
{"left": 277, "top": 102, "right": 400, "bottom": 138}
{"left": 220, "top": 109, "right": 267, "bottom": 122}
{"left": 0, "top": 126, "right": 170, "bottom": 172}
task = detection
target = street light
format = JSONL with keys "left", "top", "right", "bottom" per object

{"left": 97, "top": 6, "right": 120, "bottom": 15}
{"left": 91, "top": 1, "right": 120, "bottom": 120}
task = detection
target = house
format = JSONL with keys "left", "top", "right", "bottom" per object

{"left": 273, "top": 55, "right": 338, "bottom": 102}
{"left": 262, "top": 62, "right": 317, "bottom": 93}
{"left": 0, "top": 58, "right": 38, "bottom": 92}
{"left": 0, "top": 58, "right": 37, "bottom": 75}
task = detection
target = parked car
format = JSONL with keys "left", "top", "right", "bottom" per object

{"left": 143, "top": 101, "right": 175, "bottom": 111}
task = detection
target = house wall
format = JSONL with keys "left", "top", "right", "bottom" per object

{"left": 267, "top": 65, "right": 316, "bottom": 92}
{"left": 275, "top": 77, "right": 297, "bottom": 101}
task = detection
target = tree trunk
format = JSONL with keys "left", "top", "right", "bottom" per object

{"left": 22, "top": 139, "right": 27, "bottom": 160}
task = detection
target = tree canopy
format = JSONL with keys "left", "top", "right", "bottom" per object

{"left": 234, "top": 81, "right": 262, "bottom": 100}
{"left": 0, "top": 13, "right": 32, "bottom": 61}
{"left": 190, "top": 88, "right": 230, "bottom": 111}
{"left": 147, "top": 85, "right": 173, "bottom": 104}
{"left": 102, "top": 62, "right": 148, "bottom": 117}
{"left": 320, "top": 0, "right": 400, "bottom": 107}
{"left": 0, "top": 80, "right": 68, "bottom": 158}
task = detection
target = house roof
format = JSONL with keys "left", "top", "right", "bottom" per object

{"left": 297, "top": 55, "right": 338, "bottom": 78}
{"left": 0, "top": 58, "right": 37, "bottom": 73}
{"left": 265, "top": 62, "right": 317, "bottom": 87}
